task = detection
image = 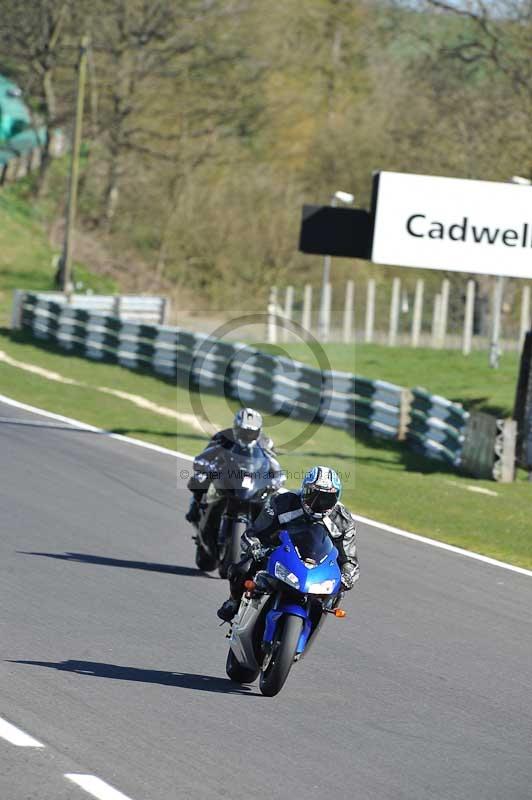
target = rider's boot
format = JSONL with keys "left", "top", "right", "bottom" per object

{"left": 185, "top": 497, "right": 201, "bottom": 523}
{"left": 217, "top": 598, "right": 238, "bottom": 622}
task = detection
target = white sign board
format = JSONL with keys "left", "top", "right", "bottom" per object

{"left": 372, "top": 171, "right": 532, "bottom": 279}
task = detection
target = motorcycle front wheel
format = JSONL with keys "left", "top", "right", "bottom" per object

{"left": 259, "top": 614, "right": 303, "bottom": 697}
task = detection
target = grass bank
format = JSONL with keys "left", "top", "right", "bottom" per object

{"left": 0, "top": 179, "right": 116, "bottom": 326}
{"left": 0, "top": 331, "right": 530, "bottom": 569}
{"left": 260, "top": 342, "right": 519, "bottom": 417}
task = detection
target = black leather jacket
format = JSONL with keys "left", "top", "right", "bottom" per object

{"left": 248, "top": 489, "right": 359, "bottom": 584}
{"left": 187, "top": 428, "right": 280, "bottom": 498}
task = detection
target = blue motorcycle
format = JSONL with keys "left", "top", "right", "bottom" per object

{"left": 226, "top": 521, "right": 347, "bottom": 696}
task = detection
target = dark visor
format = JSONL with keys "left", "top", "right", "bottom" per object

{"left": 305, "top": 490, "right": 337, "bottom": 513}
{"left": 237, "top": 428, "right": 260, "bottom": 445}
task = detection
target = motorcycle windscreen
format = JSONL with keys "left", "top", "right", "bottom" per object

{"left": 288, "top": 523, "right": 333, "bottom": 565}
{"left": 219, "top": 446, "right": 275, "bottom": 497}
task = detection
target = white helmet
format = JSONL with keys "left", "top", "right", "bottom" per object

{"left": 233, "top": 408, "right": 263, "bottom": 448}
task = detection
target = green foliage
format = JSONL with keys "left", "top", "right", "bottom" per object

{"left": 0, "top": 180, "right": 116, "bottom": 325}
{"left": 1, "top": 0, "right": 532, "bottom": 309}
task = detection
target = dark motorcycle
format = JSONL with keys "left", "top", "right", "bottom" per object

{"left": 192, "top": 443, "right": 283, "bottom": 578}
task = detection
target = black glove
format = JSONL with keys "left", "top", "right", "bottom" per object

{"left": 243, "top": 534, "right": 262, "bottom": 559}
{"left": 185, "top": 499, "right": 201, "bottom": 523}
{"left": 341, "top": 564, "right": 358, "bottom": 590}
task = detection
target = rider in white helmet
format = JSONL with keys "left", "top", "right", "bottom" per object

{"left": 185, "top": 408, "right": 277, "bottom": 523}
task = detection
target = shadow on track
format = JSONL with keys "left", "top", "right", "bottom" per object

{"left": 18, "top": 551, "right": 217, "bottom": 578}
{"left": 8, "top": 659, "right": 256, "bottom": 695}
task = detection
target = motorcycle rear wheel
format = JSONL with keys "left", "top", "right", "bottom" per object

{"left": 226, "top": 649, "right": 259, "bottom": 684}
{"left": 259, "top": 614, "right": 303, "bottom": 697}
{"left": 195, "top": 542, "right": 217, "bottom": 572}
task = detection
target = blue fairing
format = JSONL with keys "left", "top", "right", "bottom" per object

{"left": 263, "top": 527, "right": 342, "bottom": 654}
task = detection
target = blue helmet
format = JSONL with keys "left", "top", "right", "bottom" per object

{"left": 301, "top": 466, "right": 342, "bottom": 520}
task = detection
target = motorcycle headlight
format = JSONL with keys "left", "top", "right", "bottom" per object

{"left": 274, "top": 562, "right": 300, "bottom": 589}
{"left": 308, "top": 579, "right": 336, "bottom": 595}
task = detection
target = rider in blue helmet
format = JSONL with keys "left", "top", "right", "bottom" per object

{"left": 217, "top": 465, "right": 359, "bottom": 622}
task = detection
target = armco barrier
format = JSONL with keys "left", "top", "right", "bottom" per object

{"left": 407, "top": 388, "right": 469, "bottom": 467}
{"left": 14, "top": 290, "right": 169, "bottom": 325}
{"left": 14, "top": 291, "right": 514, "bottom": 480}
{"left": 320, "top": 372, "right": 407, "bottom": 438}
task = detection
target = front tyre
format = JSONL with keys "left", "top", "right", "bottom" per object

{"left": 259, "top": 614, "right": 303, "bottom": 697}
{"left": 226, "top": 649, "right": 259, "bottom": 684}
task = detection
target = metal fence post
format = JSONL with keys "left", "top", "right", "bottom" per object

{"left": 10, "top": 290, "right": 25, "bottom": 330}
{"left": 489, "top": 276, "right": 505, "bottom": 368}
{"left": 398, "top": 389, "right": 413, "bottom": 441}
{"left": 411, "top": 279, "right": 424, "bottom": 347}
{"left": 463, "top": 279, "right": 475, "bottom": 355}
{"left": 498, "top": 419, "right": 517, "bottom": 483}
{"left": 343, "top": 280, "right": 354, "bottom": 343}
{"left": 322, "top": 282, "right": 332, "bottom": 341}
{"left": 302, "top": 284, "right": 312, "bottom": 339}
{"left": 519, "top": 285, "right": 531, "bottom": 349}
{"left": 388, "top": 277, "right": 400, "bottom": 346}
{"left": 365, "top": 279, "right": 375, "bottom": 344}
{"left": 267, "top": 286, "right": 278, "bottom": 344}
{"left": 431, "top": 293, "right": 442, "bottom": 348}
{"left": 160, "top": 297, "right": 170, "bottom": 325}
{"left": 438, "top": 278, "right": 450, "bottom": 349}
{"left": 283, "top": 286, "right": 294, "bottom": 343}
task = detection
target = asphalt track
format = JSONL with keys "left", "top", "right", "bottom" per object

{"left": 1, "top": 397, "right": 531, "bottom": 800}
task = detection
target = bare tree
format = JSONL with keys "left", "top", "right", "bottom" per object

{"left": 86, "top": 0, "right": 260, "bottom": 227}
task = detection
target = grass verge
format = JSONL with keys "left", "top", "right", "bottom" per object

{"left": 0, "top": 178, "right": 116, "bottom": 327}
{"left": 0, "top": 330, "right": 530, "bottom": 569}
{"left": 260, "top": 341, "right": 519, "bottom": 417}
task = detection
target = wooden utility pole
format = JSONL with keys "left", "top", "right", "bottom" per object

{"left": 57, "top": 35, "right": 89, "bottom": 294}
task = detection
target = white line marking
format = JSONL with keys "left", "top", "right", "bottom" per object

{"left": 65, "top": 774, "right": 134, "bottom": 800}
{"left": 353, "top": 514, "right": 532, "bottom": 578}
{"left": 445, "top": 479, "right": 498, "bottom": 497}
{"left": 0, "top": 393, "right": 193, "bottom": 461}
{"left": 0, "top": 716, "right": 44, "bottom": 747}
{"left": 0, "top": 350, "right": 219, "bottom": 433}
{"left": 0, "top": 394, "right": 530, "bottom": 579}
{"left": 465, "top": 485, "right": 499, "bottom": 497}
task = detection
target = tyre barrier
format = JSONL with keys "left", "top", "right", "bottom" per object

{"left": 15, "top": 292, "right": 514, "bottom": 480}
{"left": 407, "top": 388, "right": 469, "bottom": 467}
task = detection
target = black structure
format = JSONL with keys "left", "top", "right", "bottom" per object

{"left": 514, "top": 331, "right": 532, "bottom": 473}
{"left": 299, "top": 205, "right": 372, "bottom": 259}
